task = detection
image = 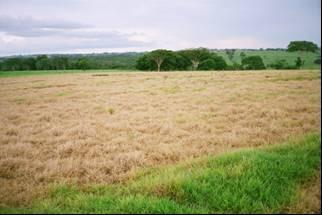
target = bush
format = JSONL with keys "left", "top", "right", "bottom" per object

{"left": 295, "top": 57, "right": 304, "bottom": 69}
{"left": 136, "top": 55, "right": 156, "bottom": 71}
{"left": 198, "top": 59, "right": 216, "bottom": 70}
{"left": 135, "top": 51, "right": 179, "bottom": 71}
{"left": 211, "top": 55, "right": 227, "bottom": 70}
{"left": 268, "top": 59, "right": 297, "bottom": 69}
{"left": 241, "top": 56, "right": 265, "bottom": 70}
{"left": 198, "top": 55, "right": 227, "bottom": 70}
{"left": 314, "top": 57, "right": 321, "bottom": 65}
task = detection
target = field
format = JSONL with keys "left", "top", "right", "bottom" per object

{"left": 217, "top": 50, "right": 320, "bottom": 69}
{"left": 0, "top": 70, "right": 321, "bottom": 213}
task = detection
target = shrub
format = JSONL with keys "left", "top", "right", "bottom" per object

{"left": 226, "top": 63, "right": 243, "bottom": 70}
{"left": 241, "top": 56, "right": 265, "bottom": 70}
{"left": 198, "top": 59, "right": 216, "bottom": 70}
{"left": 198, "top": 55, "right": 227, "bottom": 70}
{"left": 314, "top": 57, "right": 321, "bottom": 65}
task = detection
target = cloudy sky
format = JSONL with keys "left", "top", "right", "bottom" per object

{"left": 0, "top": 0, "right": 320, "bottom": 56}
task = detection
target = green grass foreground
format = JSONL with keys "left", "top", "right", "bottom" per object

{"left": 1, "top": 133, "right": 320, "bottom": 214}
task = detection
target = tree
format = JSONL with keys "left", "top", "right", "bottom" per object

{"left": 135, "top": 50, "right": 177, "bottom": 71}
{"left": 21, "top": 58, "right": 36, "bottom": 70}
{"left": 173, "top": 53, "right": 190, "bottom": 70}
{"left": 241, "top": 56, "right": 265, "bottom": 70}
{"left": 211, "top": 54, "right": 227, "bottom": 70}
{"left": 198, "top": 54, "right": 227, "bottom": 71}
{"left": 35, "top": 55, "right": 51, "bottom": 70}
{"left": 287, "top": 41, "right": 319, "bottom": 68}
{"left": 136, "top": 54, "right": 155, "bottom": 71}
{"left": 198, "top": 59, "right": 216, "bottom": 70}
{"left": 269, "top": 59, "right": 289, "bottom": 70}
{"left": 1, "top": 58, "right": 23, "bottom": 71}
{"left": 51, "top": 56, "right": 69, "bottom": 70}
{"left": 149, "top": 49, "right": 173, "bottom": 72}
{"left": 287, "top": 41, "right": 319, "bottom": 52}
{"left": 179, "top": 48, "right": 212, "bottom": 70}
{"left": 75, "top": 58, "right": 90, "bottom": 70}
{"left": 295, "top": 57, "right": 304, "bottom": 69}
{"left": 314, "top": 56, "right": 321, "bottom": 65}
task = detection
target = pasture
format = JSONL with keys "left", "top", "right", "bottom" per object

{"left": 217, "top": 50, "right": 321, "bottom": 69}
{"left": 0, "top": 70, "right": 320, "bottom": 213}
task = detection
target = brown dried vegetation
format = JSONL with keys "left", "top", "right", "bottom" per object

{"left": 0, "top": 70, "right": 320, "bottom": 206}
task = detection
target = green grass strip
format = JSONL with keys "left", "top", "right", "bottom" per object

{"left": 1, "top": 133, "right": 320, "bottom": 214}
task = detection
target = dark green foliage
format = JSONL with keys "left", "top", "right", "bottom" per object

{"left": 287, "top": 41, "right": 319, "bottom": 53}
{"left": 295, "top": 57, "right": 304, "bottom": 69}
{"left": 198, "top": 54, "right": 227, "bottom": 70}
{"left": 198, "top": 59, "right": 216, "bottom": 70}
{"left": 0, "top": 57, "right": 37, "bottom": 71}
{"left": 0, "top": 45, "right": 320, "bottom": 72}
{"left": 178, "top": 48, "right": 213, "bottom": 70}
{"left": 135, "top": 50, "right": 178, "bottom": 71}
{"left": 210, "top": 54, "right": 227, "bottom": 70}
{"left": 226, "top": 63, "right": 243, "bottom": 70}
{"left": 149, "top": 49, "right": 175, "bottom": 72}
{"left": 242, "top": 55, "right": 266, "bottom": 70}
{"left": 314, "top": 57, "right": 321, "bottom": 65}
{"left": 136, "top": 50, "right": 192, "bottom": 71}
{"left": 136, "top": 48, "right": 227, "bottom": 71}
{"left": 0, "top": 53, "right": 142, "bottom": 71}
{"left": 269, "top": 59, "right": 297, "bottom": 70}
{"left": 135, "top": 54, "right": 155, "bottom": 71}
{"left": 287, "top": 41, "right": 319, "bottom": 68}
{"left": 75, "top": 58, "right": 91, "bottom": 70}
{"left": 35, "top": 55, "right": 51, "bottom": 70}
{"left": 20, "top": 58, "right": 36, "bottom": 70}
{"left": 173, "top": 53, "right": 191, "bottom": 70}
{"left": 51, "top": 57, "right": 69, "bottom": 70}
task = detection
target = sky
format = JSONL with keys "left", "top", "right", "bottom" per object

{"left": 0, "top": 0, "right": 321, "bottom": 56}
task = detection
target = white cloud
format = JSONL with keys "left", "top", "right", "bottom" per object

{"left": 0, "top": 0, "right": 320, "bottom": 56}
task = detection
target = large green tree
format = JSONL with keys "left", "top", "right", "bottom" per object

{"left": 51, "top": 56, "right": 69, "bottom": 70}
{"left": 199, "top": 54, "right": 227, "bottom": 70}
{"left": 287, "top": 41, "right": 319, "bottom": 52}
{"left": 178, "top": 48, "right": 212, "bottom": 70}
{"left": 35, "top": 55, "right": 51, "bottom": 70}
{"left": 149, "top": 49, "right": 173, "bottom": 72}
{"left": 287, "top": 41, "right": 319, "bottom": 68}
{"left": 75, "top": 58, "right": 91, "bottom": 70}
{"left": 136, "top": 50, "right": 177, "bottom": 72}
{"left": 241, "top": 56, "right": 265, "bottom": 70}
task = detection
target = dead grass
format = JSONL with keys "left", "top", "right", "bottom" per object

{"left": 0, "top": 70, "right": 320, "bottom": 206}
{"left": 284, "top": 172, "right": 321, "bottom": 214}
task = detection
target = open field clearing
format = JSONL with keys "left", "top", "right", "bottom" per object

{"left": 0, "top": 70, "right": 321, "bottom": 210}
{"left": 1, "top": 133, "right": 320, "bottom": 213}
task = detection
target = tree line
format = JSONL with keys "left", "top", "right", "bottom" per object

{"left": 0, "top": 41, "right": 319, "bottom": 71}
{"left": 0, "top": 53, "right": 140, "bottom": 71}
{"left": 136, "top": 41, "right": 319, "bottom": 71}
{"left": 136, "top": 48, "right": 269, "bottom": 71}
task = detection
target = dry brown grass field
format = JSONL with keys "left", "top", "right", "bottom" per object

{"left": 0, "top": 70, "right": 320, "bottom": 206}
